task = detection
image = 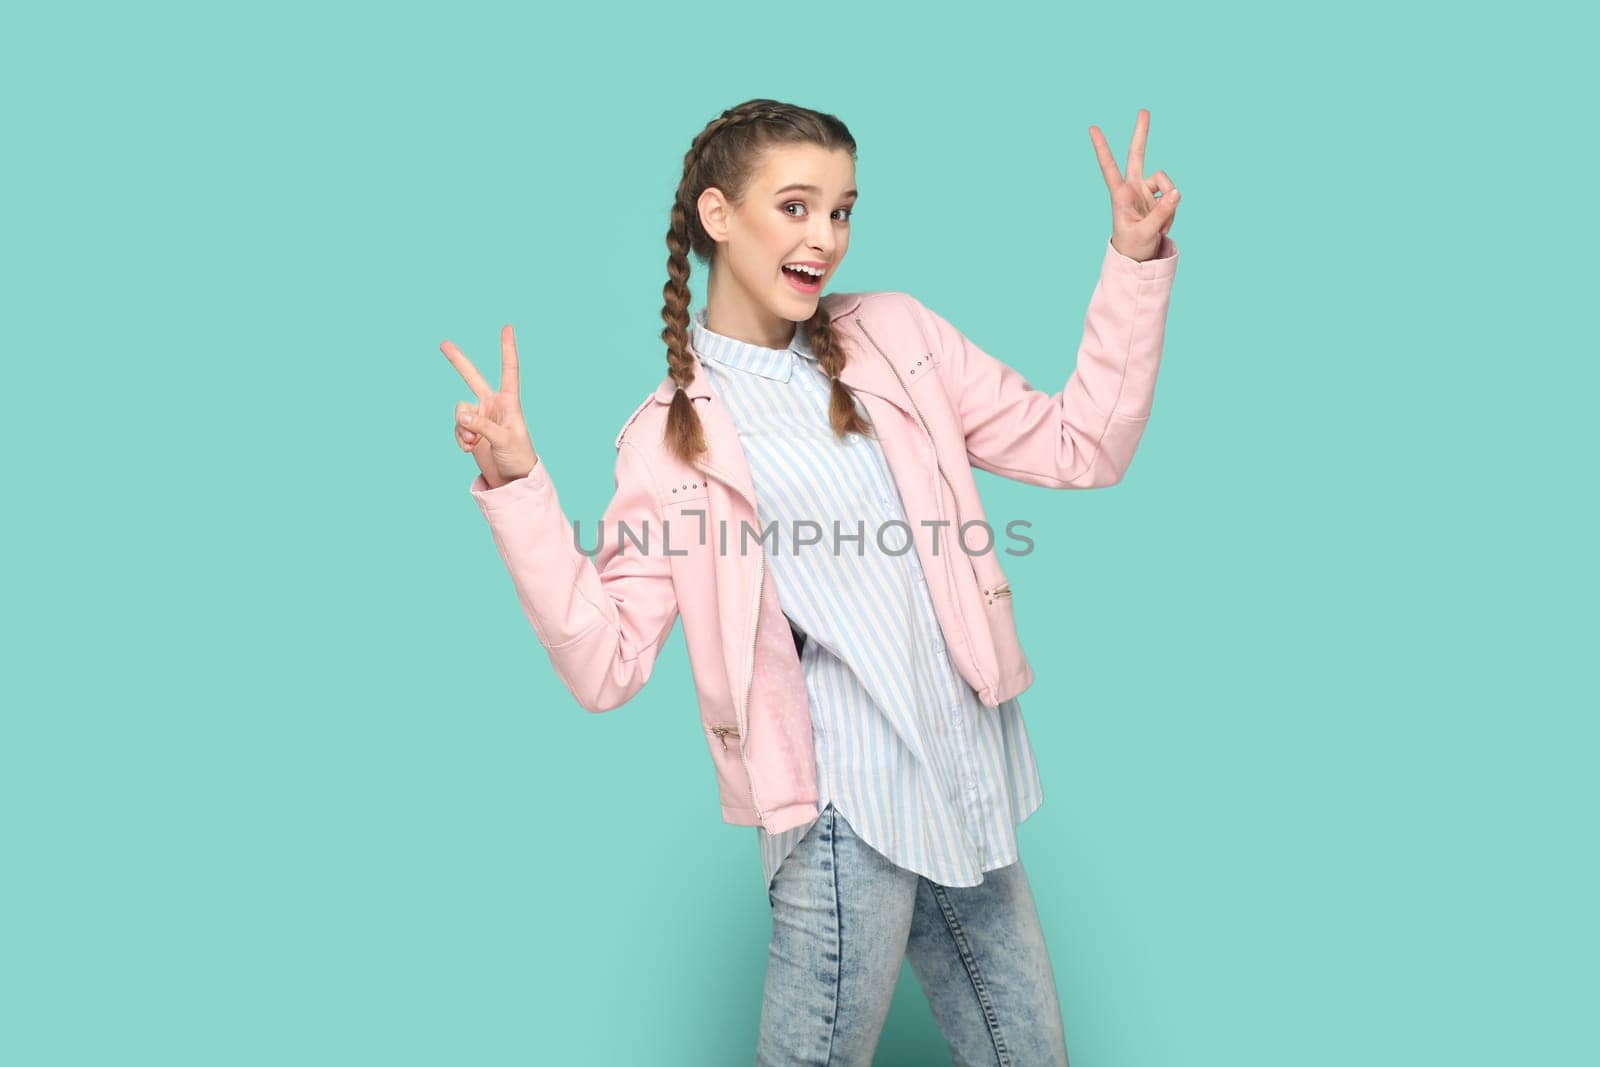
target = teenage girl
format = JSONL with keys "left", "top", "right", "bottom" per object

{"left": 442, "top": 99, "right": 1180, "bottom": 1066}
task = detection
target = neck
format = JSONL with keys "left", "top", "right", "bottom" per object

{"left": 704, "top": 267, "right": 802, "bottom": 349}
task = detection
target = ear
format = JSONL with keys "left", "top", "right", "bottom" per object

{"left": 697, "top": 186, "right": 732, "bottom": 242}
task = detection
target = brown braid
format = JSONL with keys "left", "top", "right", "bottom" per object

{"left": 660, "top": 99, "right": 872, "bottom": 467}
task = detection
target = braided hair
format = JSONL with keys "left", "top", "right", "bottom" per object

{"left": 661, "top": 98, "right": 873, "bottom": 467}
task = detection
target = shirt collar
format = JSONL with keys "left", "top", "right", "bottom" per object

{"left": 690, "top": 307, "right": 817, "bottom": 383}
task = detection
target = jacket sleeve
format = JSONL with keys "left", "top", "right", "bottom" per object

{"left": 911, "top": 235, "right": 1179, "bottom": 489}
{"left": 468, "top": 439, "right": 679, "bottom": 712}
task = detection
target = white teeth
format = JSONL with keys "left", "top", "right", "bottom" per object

{"left": 784, "top": 263, "right": 825, "bottom": 277}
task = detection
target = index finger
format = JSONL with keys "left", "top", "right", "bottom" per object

{"left": 1087, "top": 124, "right": 1123, "bottom": 190}
{"left": 1126, "top": 108, "right": 1149, "bottom": 182}
{"left": 440, "top": 339, "right": 494, "bottom": 401}
{"left": 500, "top": 324, "right": 519, "bottom": 400}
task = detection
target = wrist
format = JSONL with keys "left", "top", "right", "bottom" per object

{"left": 502, "top": 457, "right": 539, "bottom": 485}
{"left": 1110, "top": 236, "right": 1159, "bottom": 262}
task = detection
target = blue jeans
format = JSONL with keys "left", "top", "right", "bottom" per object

{"left": 756, "top": 803, "right": 1071, "bottom": 1066}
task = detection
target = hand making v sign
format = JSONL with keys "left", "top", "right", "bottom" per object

{"left": 1089, "top": 108, "right": 1180, "bottom": 263}
{"left": 441, "top": 325, "right": 538, "bottom": 490}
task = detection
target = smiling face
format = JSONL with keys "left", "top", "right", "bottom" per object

{"left": 697, "top": 142, "right": 858, "bottom": 349}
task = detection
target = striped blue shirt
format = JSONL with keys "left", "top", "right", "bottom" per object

{"left": 689, "top": 306, "right": 1044, "bottom": 892}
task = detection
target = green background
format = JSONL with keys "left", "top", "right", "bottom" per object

{"left": 5, "top": 1, "right": 1591, "bottom": 1064}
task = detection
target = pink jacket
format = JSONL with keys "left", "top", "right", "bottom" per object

{"left": 470, "top": 235, "right": 1179, "bottom": 835}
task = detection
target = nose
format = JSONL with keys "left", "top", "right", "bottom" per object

{"left": 806, "top": 213, "right": 837, "bottom": 259}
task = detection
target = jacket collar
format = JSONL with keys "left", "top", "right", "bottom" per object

{"left": 648, "top": 290, "right": 921, "bottom": 508}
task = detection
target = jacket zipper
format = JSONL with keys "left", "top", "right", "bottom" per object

{"left": 692, "top": 457, "right": 766, "bottom": 822}
{"left": 854, "top": 317, "right": 993, "bottom": 696}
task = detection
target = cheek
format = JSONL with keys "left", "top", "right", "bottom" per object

{"left": 731, "top": 243, "right": 778, "bottom": 284}
{"left": 744, "top": 221, "right": 790, "bottom": 271}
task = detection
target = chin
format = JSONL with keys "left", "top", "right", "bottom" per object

{"left": 774, "top": 292, "right": 819, "bottom": 317}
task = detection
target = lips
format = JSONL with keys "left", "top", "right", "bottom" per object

{"left": 782, "top": 265, "right": 823, "bottom": 293}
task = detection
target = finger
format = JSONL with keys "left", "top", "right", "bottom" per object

{"left": 456, "top": 423, "right": 479, "bottom": 450}
{"left": 1155, "top": 189, "right": 1179, "bottom": 238}
{"left": 1126, "top": 109, "right": 1149, "bottom": 182}
{"left": 456, "top": 400, "right": 483, "bottom": 443}
{"left": 501, "top": 324, "right": 520, "bottom": 400}
{"left": 1150, "top": 188, "right": 1180, "bottom": 227}
{"left": 441, "top": 340, "right": 494, "bottom": 401}
{"left": 1147, "top": 171, "right": 1176, "bottom": 200}
{"left": 459, "top": 405, "right": 506, "bottom": 446}
{"left": 1087, "top": 125, "right": 1123, "bottom": 192}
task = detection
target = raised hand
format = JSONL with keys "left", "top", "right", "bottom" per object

{"left": 440, "top": 324, "right": 538, "bottom": 489}
{"left": 1088, "top": 108, "right": 1180, "bottom": 262}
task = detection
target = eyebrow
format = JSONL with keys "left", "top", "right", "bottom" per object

{"left": 773, "top": 183, "right": 859, "bottom": 200}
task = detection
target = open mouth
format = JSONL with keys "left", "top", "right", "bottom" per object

{"left": 782, "top": 265, "right": 823, "bottom": 293}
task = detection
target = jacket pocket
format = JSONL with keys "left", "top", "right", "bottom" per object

{"left": 982, "top": 580, "right": 1030, "bottom": 692}
{"left": 654, "top": 478, "right": 710, "bottom": 556}
{"left": 705, "top": 722, "right": 754, "bottom": 815}
{"left": 660, "top": 478, "right": 710, "bottom": 508}
{"left": 904, "top": 346, "right": 941, "bottom": 383}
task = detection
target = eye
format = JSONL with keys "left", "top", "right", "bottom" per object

{"left": 782, "top": 201, "right": 853, "bottom": 222}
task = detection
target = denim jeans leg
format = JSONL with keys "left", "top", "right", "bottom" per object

{"left": 755, "top": 803, "right": 920, "bottom": 1066}
{"left": 904, "top": 858, "right": 1071, "bottom": 1067}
